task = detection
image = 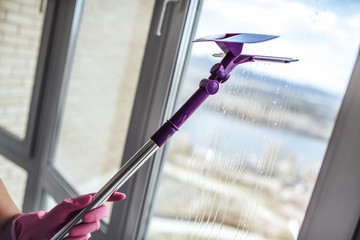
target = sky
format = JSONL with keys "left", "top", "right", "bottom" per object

{"left": 191, "top": 0, "right": 360, "bottom": 96}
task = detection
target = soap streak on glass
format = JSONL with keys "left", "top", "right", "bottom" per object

{"left": 165, "top": 61, "right": 301, "bottom": 240}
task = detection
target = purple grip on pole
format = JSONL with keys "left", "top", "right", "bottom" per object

{"left": 151, "top": 79, "right": 219, "bottom": 147}
{"left": 150, "top": 121, "right": 177, "bottom": 147}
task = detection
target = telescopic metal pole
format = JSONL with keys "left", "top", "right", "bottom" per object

{"left": 50, "top": 140, "right": 159, "bottom": 240}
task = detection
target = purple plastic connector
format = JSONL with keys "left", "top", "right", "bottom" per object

{"left": 151, "top": 33, "right": 279, "bottom": 147}
{"left": 151, "top": 79, "right": 219, "bottom": 146}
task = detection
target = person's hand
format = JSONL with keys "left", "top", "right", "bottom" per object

{"left": 11, "top": 192, "right": 125, "bottom": 240}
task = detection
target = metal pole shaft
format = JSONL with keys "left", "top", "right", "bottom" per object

{"left": 51, "top": 140, "right": 159, "bottom": 240}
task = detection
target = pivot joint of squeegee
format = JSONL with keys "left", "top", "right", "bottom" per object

{"left": 209, "top": 51, "right": 254, "bottom": 83}
{"left": 151, "top": 52, "right": 254, "bottom": 147}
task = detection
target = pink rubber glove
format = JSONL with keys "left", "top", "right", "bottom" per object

{"left": 11, "top": 192, "right": 125, "bottom": 240}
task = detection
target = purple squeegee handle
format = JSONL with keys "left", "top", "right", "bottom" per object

{"left": 151, "top": 48, "right": 253, "bottom": 147}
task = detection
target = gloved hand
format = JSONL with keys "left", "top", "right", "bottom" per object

{"left": 11, "top": 192, "right": 125, "bottom": 240}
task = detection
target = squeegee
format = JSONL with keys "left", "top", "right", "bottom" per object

{"left": 51, "top": 33, "right": 298, "bottom": 239}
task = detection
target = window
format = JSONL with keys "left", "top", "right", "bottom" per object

{"left": 1, "top": 0, "right": 190, "bottom": 238}
{"left": 0, "top": 0, "right": 46, "bottom": 212}
{"left": 145, "top": 0, "right": 360, "bottom": 239}
{"left": 52, "top": 0, "right": 155, "bottom": 222}
{"left": 1, "top": 0, "right": 360, "bottom": 239}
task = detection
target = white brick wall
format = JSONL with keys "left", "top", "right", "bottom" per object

{"left": 0, "top": 0, "right": 44, "bottom": 138}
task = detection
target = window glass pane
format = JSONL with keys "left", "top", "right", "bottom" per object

{"left": 53, "top": 0, "right": 155, "bottom": 221}
{"left": 43, "top": 192, "right": 57, "bottom": 212}
{"left": 148, "top": 0, "right": 360, "bottom": 239}
{"left": 0, "top": 154, "right": 27, "bottom": 209}
{"left": 0, "top": 0, "right": 46, "bottom": 139}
